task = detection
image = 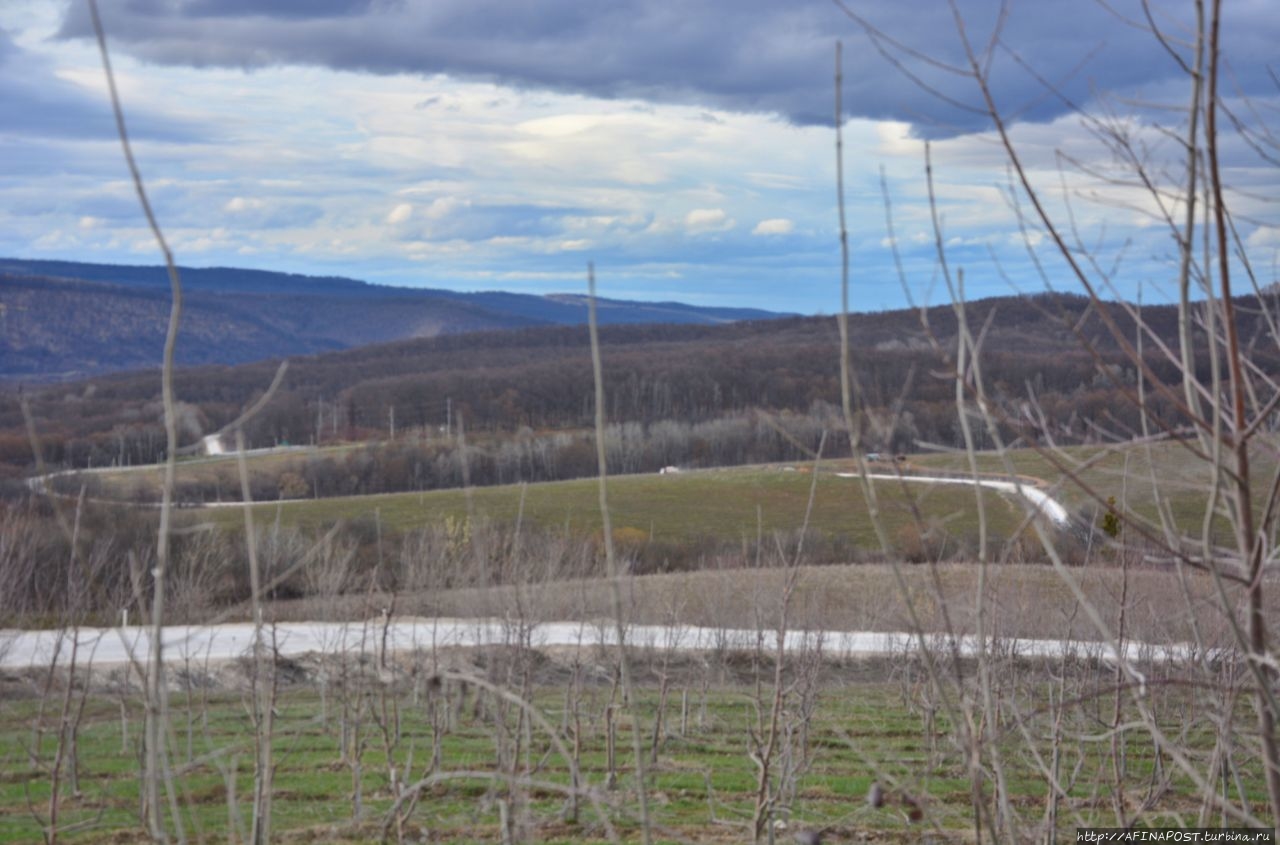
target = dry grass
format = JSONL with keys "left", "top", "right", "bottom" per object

{"left": 80, "top": 444, "right": 357, "bottom": 496}
{"left": 258, "top": 561, "right": 1270, "bottom": 648}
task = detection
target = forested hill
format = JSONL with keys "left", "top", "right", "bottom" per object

{"left": 6, "top": 289, "right": 1276, "bottom": 477}
{"left": 0, "top": 258, "right": 786, "bottom": 380}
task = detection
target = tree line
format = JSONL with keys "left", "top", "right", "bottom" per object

{"left": 3, "top": 290, "right": 1271, "bottom": 481}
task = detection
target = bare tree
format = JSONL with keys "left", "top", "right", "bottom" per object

{"left": 588, "top": 263, "right": 654, "bottom": 842}
{"left": 835, "top": 0, "right": 1280, "bottom": 830}
{"left": 87, "top": 3, "right": 186, "bottom": 838}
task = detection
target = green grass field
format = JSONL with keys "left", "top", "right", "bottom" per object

{"left": 0, "top": 666, "right": 1248, "bottom": 844}
{"left": 11, "top": 440, "right": 1277, "bottom": 842}
{"left": 911, "top": 438, "right": 1279, "bottom": 539}
{"left": 194, "top": 464, "right": 1035, "bottom": 552}
{"left": 68, "top": 434, "right": 1279, "bottom": 562}
{"left": 110, "top": 437, "right": 1268, "bottom": 555}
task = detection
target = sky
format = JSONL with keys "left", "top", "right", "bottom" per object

{"left": 0, "top": 0, "right": 1277, "bottom": 313}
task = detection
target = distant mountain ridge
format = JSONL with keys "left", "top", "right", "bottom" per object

{"left": 0, "top": 258, "right": 789, "bottom": 380}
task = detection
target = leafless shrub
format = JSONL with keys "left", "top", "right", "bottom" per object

{"left": 829, "top": 0, "right": 1280, "bottom": 829}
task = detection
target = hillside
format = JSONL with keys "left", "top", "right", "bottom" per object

{"left": 0, "top": 258, "right": 786, "bottom": 380}
{"left": 6, "top": 288, "right": 1270, "bottom": 479}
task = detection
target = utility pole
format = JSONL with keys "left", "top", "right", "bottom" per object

{"left": 389, "top": 405, "right": 396, "bottom": 440}
{"left": 446, "top": 397, "right": 452, "bottom": 438}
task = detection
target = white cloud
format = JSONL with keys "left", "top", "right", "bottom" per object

{"left": 224, "top": 197, "right": 262, "bottom": 213}
{"left": 6, "top": 4, "right": 1271, "bottom": 314}
{"left": 1247, "top": 225, "right": 1280, "bottom": 250}
{"left": 685, "top": 208, "right": 734, "bottom": 234}
{"left": 385, "top": 202, "right": 413, "bottom": 224}
{"left": 752, "top": 218, "right": 793, "bottom": 236}
{"left": 424, "top": 197, "right": 466, "bottom": 220}
{"left": 881, "top": 232, "right": 937, "bottom": 249}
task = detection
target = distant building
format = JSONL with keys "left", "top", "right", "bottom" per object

{"left": 201, "top": 433, "right": 227, "bottom": 456}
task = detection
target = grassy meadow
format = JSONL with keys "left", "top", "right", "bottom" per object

{"left": 66, "top": 438, "right": 1269, "bottom": 558}
{"left": 9, "top": 440, "right": 1273, "bottom": 843}
{"left": 191, "top": 464, "right": 1035, "bottom": 552}
{"left": 0, "top": 656, "right": 1253, "bottom": 844}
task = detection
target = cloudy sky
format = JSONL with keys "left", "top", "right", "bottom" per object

{"left": 1, "top": 0, "right": 1276, "bottom": 312}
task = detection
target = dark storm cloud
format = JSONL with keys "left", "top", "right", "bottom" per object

{"left": 0, "top": 27, "right": 204, "bottom": 141}
{"left": 57, "top": 0, "right": 1278, "bottom": 135}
